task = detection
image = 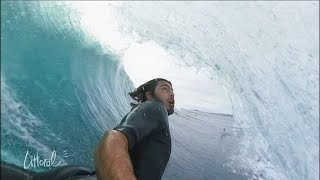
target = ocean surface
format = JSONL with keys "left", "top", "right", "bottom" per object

{"left": 1, "top": 1, "right": 319, "bottom": 180}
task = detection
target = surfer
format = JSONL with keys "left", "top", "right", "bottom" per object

{"left": 94, "top": 78, "right": 175, "bottom": 180}
{"left": 1, "top": 78, "right": 175, "bottom": 180}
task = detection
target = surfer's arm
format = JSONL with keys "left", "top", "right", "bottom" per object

{"left": 94, "top": 130, "right": 136, "bottom": 180}
{"left": 94, "top": 101, "right": 166, "bottom": 180}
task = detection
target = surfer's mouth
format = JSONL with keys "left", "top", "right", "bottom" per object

{"left": 168, "top": 99, "right": 175, "bottom": 107}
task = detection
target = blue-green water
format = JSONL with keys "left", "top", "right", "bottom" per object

{"left": 1, "top": 0, "right": 133, "bottom": 171}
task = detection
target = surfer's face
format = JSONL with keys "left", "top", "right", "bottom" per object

{"left": 152, "top": 81, "right": 175, "bottom": 115}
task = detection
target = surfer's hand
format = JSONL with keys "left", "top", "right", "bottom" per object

{"left": 94, "top": 130, "right": 136, "bottom": 180}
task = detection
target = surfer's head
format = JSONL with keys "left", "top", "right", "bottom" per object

{"left": 129, "top": 78, "right": 175, "bottom": 115}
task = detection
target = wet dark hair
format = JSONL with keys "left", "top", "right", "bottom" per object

{"left": 129, "top": 78, "right": 172, "bottom": 107}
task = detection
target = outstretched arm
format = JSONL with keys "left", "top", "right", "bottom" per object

{"left": 94, "top": 130, "right": 136, "bottom": 180}
{"left": 95, "top": 101, "right": 167, "bottom": 180}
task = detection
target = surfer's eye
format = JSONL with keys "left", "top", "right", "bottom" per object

{"left": 162, "top": 87, "right": 173, "bottom": 94}
{"left": 162, "top": 87, "right": 168, "bottom": 91}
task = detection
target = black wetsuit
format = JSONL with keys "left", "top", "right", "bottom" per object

{"left": 1, "top": 101, "right": 171, "bottom": 180}
{"left": 114, "top": 100, "right": 172, "bottom": 180}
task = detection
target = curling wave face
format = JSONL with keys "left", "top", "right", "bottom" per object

{"left": 1, "top": 1, "right": 319, "bottom": 180}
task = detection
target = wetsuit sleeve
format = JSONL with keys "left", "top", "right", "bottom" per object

{"left": 113, "top": 101, "right": 168, "bottom": 150}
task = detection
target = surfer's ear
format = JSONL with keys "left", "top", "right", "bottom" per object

{"left": 145, "top": 91, "right": 154, "bottom": 101}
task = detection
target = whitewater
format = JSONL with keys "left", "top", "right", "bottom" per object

{"left": 1, "top": 1, "right": 319, "bottom": 180}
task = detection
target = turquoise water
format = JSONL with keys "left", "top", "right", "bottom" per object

{"left": 1, "top": 1, "right": 318, "bottom": 180}
{"left": 1, "top": 0, "right": 133, "bottom": 171}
